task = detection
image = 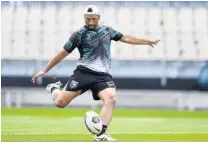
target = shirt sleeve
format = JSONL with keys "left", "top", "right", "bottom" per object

{"left": 63, "top": 31, "right": 81, "bottom": 53}
{"left": 109, "top": 27, "right": 124, "bottom": 41}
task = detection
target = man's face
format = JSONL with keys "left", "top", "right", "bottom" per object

{"left": 84, "top": 14, "right": 100, "bottom": 29}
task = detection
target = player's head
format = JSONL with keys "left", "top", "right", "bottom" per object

{"left": 84, "top": 5, "right": 100, "bottom": 30}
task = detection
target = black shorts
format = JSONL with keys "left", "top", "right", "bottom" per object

{"left": 64, "top": 65, "right": 116, "bottom": 100}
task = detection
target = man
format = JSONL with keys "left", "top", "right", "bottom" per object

{"left": 32, "top": 5, "right": 160, "bottom": 141}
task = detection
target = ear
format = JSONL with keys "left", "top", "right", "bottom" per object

{"left": 97, "top": 15, "right": 100, "bottom": 20}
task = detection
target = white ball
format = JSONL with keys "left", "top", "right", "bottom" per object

{"left": 84, "top": 110, "right": 103, "bottom": 135}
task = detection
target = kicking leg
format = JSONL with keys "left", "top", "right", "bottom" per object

{"left": 46, "top": 81, "right": 82, "bottom": 108}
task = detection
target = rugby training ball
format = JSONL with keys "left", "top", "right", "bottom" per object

{"left": 84, "top": 110, "right": 103, "bottom": 134}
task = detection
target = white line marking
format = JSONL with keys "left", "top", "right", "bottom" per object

{"left": 1, "top": 132, "right": 208, "bottom": 135}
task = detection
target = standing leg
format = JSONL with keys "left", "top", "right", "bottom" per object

{"left": 98, "top": 88, "right": 116, "bottom": 126}
{"left": 93, "top": 87, "right": 117, "bottom": 141}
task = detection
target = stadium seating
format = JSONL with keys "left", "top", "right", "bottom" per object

{"left": 13, "top": 6, "right": 27, "bottom": 32}
{"left": 180, "top": 32, "right": 196, "bottom": 60}
{"left": 1, "top": 6, "right": 13, "bottom": 32}
{"left": 27, "top": 6, "right": 41, "bottom": 32}
{"left": 43, "top": 6, "right": 57, "bottom": 33}
{"left": 132, "top": 8, "right": 147, "bottom": 33}
{"left": 1, "top": 32, "right": 11, "bottom": 59}
{"left": 101, "top": 6, "right": 117, "bottom": 28}
{"left": 165, "top": 32, "right": 180, "bottom": 60}
{"left": 193, "top": 8, "right": 207, "bottom": 32}
{"left": 71, "top": 6, "right": 85, "bottom": 30}
{"left": 57, "top": 6, "right": 72, "bottom": 33}
{"left": 117, "top": 7, "right": 133, "bottom": 34}
{"left": 146, "top": 8, "right": 161, "bottom": 32}
{"left": 1, "top": 4, "right": 208, "bottom": 61}
{"left": 10, "top": 32, "right": 26, "bottom": 59}
{"left": 162, "top": 8, "right": 177, "bottom": 32}
{"left": 196, "top": 32, "right": 208, "bottom": 61}
{"left": 178, "top": 8, "right": 193, "bottom": 32}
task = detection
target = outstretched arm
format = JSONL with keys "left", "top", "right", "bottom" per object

{"left": 42, "top": 49, "right": 69, "bottom": 73}
{"left": 32, "top": 30, "right": 80, "bottom": 84}
{"left": 31, "top": 49, "right": 69, "bottom": 83}
{"left": 119, "top": 35, "right": 160, "bottom": 48}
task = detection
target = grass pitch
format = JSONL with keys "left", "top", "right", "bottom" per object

{"left": 1, "top": 107, "right": 208, "bottom": 142}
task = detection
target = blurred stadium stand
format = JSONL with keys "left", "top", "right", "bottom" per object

{"left": 1, "top": 1, "right": 208, "bottom": 109}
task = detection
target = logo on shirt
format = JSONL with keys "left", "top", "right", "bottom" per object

{"left": 69, "top": 80, "right": 79, "bottom": 89}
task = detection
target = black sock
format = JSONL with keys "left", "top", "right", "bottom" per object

{"left": 50, "top": 87, "right": 58, "bottom": 93}
{"left": 97, "top": 125, "right": 107, "bottom": 136}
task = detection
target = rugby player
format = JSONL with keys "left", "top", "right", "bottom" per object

{"left": 32, "top": 5, "right": 160, "bottom": 141}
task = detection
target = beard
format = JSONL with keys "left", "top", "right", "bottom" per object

{"left": 87, "top": 25, "right": 97, "bottom": 30}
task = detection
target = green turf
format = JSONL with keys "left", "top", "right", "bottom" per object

{"left": 2, "top": 107, "right": 208, "bottom": 118}
{"left": 2, "top": 134, "right": 208, "bottom": 142}
{"left": 1, "top": 107, "right": 208, "bottom": 142}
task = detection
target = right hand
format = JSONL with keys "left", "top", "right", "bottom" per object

{"left": 31, "top": 71, "right": 45, "bottom": 84}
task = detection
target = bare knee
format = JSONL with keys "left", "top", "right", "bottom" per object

{"left": 104, "top": 95, "right": 116, "bottom": 107}
{"left": 53, "top": 91, "right": 80, "bottom": 108}
{"left": 54, "top": 99, "right": 67, "bottom": 108}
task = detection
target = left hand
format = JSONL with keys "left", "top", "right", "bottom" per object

{"left": 148, "top": 40, "right": 160, "bottom": 48}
